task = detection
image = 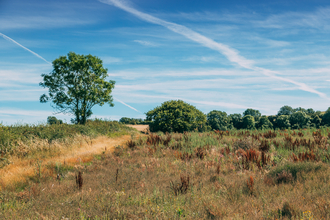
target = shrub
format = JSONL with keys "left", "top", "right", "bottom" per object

{"left": 267, "top": 162, "right": 326, "bottom": 181}
{"left": 146, "top": 100, "right": 208, "bottom": 133}
{"left": 47, "top": 116, "right": 63, "bottom": 125}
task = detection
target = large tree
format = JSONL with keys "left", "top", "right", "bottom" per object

{"left": 276, "top": 115, "right": 291, "bottom": 129}
{"left": 229, "top": 113, "right": 243, "bottom": 129}
{"left": 243, "top": 109, "right": 261, "bottom": 122}
{"left": 322, "top": 107, "right": 330, "bottom": 126}
{"left": 289, "top": 111, "right": 311, "bottom": 129}
{"left": 256, "top": 116, "right": 273, "bottom": 130}
{"left": 207, "top": 110, "right": 232, "bottom": 131}
{"left": 40, "top": 52, "right": 115, "bottom": 124}
{"left": 277, "top": 105, "right": 294, "bottom": 116}
{"left": 146, "top": 100, "right": 207, "bottom": 133}
{"left": 241, "top": 115, "right": 255, "bottom": 129}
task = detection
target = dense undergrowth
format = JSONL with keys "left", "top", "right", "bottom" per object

{"left": 1, "top": 128, "right": 330, "bottom": 219}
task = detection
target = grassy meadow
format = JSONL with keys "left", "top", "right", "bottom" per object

{"left": 1, "top": 126, "right": 330, "bottom": 219}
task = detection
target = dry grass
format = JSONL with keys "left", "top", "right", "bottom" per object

{"left": 126, "top": 124, "right": 150, "bottom": 133}
{"left": 1, "top": 129, "right": 330, "bottom": 219}
{"left": 0, "top": 135, "right": 133, "bottom": 191}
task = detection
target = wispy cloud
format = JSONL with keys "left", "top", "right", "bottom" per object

{"left": 0, "top": 33, "right": 52, "bottom": 65}
{"left": 251, "top": 36, "right": 291, "bottom": 47}
{"left": 99, "top": 0, "right": 254, "bottom": 69}
{"left": 134, "top": 40, "right": 159, "bottom": 47}
{"left": 0, "top": 16, "right": 94, "bottom": 30}
{"left": 181, "top": 56, "right": 220, "bottom": 63}
{"left": 255, "top": 7, "right": 330, "bottom": 30}
{"left": 101, "top": 56, "right": 123, "bottom": 64}
{"left": 99, "top": 0, "right": 328, "bottom": 100}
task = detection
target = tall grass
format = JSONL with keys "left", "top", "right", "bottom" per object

{"left": 1, "top": 128, "right": 330, "bottom": 219}
{"left": 0, "top": 119, "right": 133, "bottom": 156}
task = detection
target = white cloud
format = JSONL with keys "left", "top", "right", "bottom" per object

{"left": 251, "top": 36, "right": 291, "bottom": 47}
{"left": 255, "top": 7, "right": 330, "bottom": 30}
{"left": 0, "top": 16, "right": 94, "bottom": 30}
{"left": 181, "top": 56, "right": 221, "bottom": 63}
{"left": 133, "top": 40, "right": 159, "bottom": 47}
{"left": 99, "top": 0, "right": 328, "bottom": 100}
{"left": 101, "top": 56, "right": 122, "bottom": 64}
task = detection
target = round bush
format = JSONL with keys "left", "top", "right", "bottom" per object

{"left": 146, "top": 100, "right": 208, "bottom": 133}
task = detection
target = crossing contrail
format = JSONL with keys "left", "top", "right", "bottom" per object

{"left": 0, "top": 32, "right": 52, "bottom": 65}
{"left": 99, "top": 0, "right": 328, "bottom": 100}
{"left": 114, "top": 97, "right": 141, "bottom": 112}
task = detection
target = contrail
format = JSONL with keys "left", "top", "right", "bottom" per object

{"left": 1, "top": 32, "right": 141, "bottom": 112}
{"left": 0, "top": 32, "right": 52, "bottom": 65}
{"left": 99, "top": 0, "right": 328, "bottom": 100}
{"left": 114, "top": 97, "right": 141, "bottom": 112}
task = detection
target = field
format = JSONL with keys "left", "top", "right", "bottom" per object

{"left": 1, "top": 126, "right": 330, "bottom": 219}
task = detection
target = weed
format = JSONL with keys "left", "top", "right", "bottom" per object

{"left": 276, "top": 170, "right": 294, "bottom": 184}
{"left": 75, "top": 171, "right": 83, "bottom": 190}
{"left": 246, "top": 176, "right": 254, "bottom": 195}
{"left": 170, "top": 174, "right": 190, "bottom": 196}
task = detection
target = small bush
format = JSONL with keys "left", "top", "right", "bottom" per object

{"left": 233, "top": 137, "right": 256, "bottom": 151}
{"left": 276, "top": 170, "right": 294, "bottom": 184}
{"left": 281, "top": 202, "right": 299, "bottom": 219}
{"left": 268, "top": 162, "right": 326, "bottom": 181}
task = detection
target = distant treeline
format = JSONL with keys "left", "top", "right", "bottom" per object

{"left": 119, "top": 117, "right": 151, "bottom": 125}
{"left": 120, "top": 102, "right": 330, "bottom": 132}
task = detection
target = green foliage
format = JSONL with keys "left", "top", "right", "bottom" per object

{"left": 229, "top": 113, "right": 242, "bottom": 129}
{"left": 241, "top": 115, "right": 255, "bottom": 129}
{"left": 268, "top": 162, "right": 326, "bottom": 181}
{"left": 276, "top": 115, "right": 291, "bottom": 129}
{"left": 277, "top": 105, "right": 294, "bottom": 116}
{"left": 306, "top": 108, "right": 315, "bottom": 115}
{"left": 39, "top": 52, "right": 115, "bottom": 125}
{"left": 293, "top": 107, "right": 308, "bottom": 114}
{"left": 289, "top": 111, "right": 311, "bottom": 129}
{"left": 207, "top": 110, "right": 232, "bottom": 131}
{"left": 119, "top": 117, "right": 149, "bottom": 125}
{"left": 47, "top": 116, "right": 63, "bottom": 125}
{"left": 243, "top": 109, "right": 261, "bottom": 122}
{"left": 256, "top": 115, "right": 273, "bottom": 129}
{"left": 146, "top": 100, "right": 208, "bottom": 133}
{"left": 311, "top": 115, "right": 322, "bottom": 128}
{"left": 322, "top": 107, "right": 330, "bottom": 126}
{"left": 267, "top": 115, "right": 277, "bottom": 128}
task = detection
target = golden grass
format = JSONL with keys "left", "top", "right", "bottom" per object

{"left": 0, "top": 134, "right": 134, "bottom": 191}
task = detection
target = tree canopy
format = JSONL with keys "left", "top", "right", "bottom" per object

{"left": 241, "top": 115, "right": 255, "bottom": 129}
{"left": 289, "top": 111, "right": 311, "bottom": 129}
{"left": 39, "top": 52, "right": 115, "bottom": 125}
{"left": 243, "top": 109, "right": 261, "bottom": 122}
{"left": 146, "top": 100, "right": 207, "bottom": 133}
{"left": 256, "top": 116, "right": 273, "bottom": 129}
{"left": 277, "top": 105, "right": 294, "bottom": 116}
{"left": 207, "top": 110, "right": 232, "bottom": 131}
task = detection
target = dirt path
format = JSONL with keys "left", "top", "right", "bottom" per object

{"left": 126, "top": 124, "right": 149, "bottom": 133}
{"left": 0, "top": 135, "right": 134, "bottom": 190}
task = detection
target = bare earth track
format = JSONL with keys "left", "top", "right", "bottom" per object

{"left": 126, "top": 124, "right": 149, "bottom": 133}
{"left": 0, "top": 125, "right": 148, "bottom": 190}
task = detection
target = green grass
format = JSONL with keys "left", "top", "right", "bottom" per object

{"left": 0, "top": 119, "right": 134, "bottom": 157}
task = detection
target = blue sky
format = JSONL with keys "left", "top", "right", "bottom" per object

{"left": 1, "top": 0, "right": 330, "bottom": 125}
